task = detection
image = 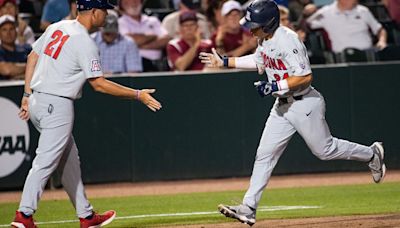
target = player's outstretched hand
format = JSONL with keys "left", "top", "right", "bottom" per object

{"left": 199, "top": 48, "right": 223, "bottom": 68}
{"left": 18, "top": 96, "right": 29, "bottom": 120}
{"left": 138, "top": 89, "right": 162, "bottom": 112}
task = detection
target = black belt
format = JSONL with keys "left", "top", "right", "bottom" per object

{"left": 278, "top": 95, "right": 303, "bottom": 104}
{"left": 33, "top": 90, "right": 72, "bottom": 100}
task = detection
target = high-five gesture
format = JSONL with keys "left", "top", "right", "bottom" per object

{"left": 199, "top": 48, "right": 224, "bottom": 68}
{"left": 137, "top": 89, "right": 162, "bottom": 112}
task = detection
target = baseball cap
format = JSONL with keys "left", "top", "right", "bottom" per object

{"left": 0, "top": 15, "right": 15, "bottom": 27}
{"left": 179, "top": 11, "right": 198, "bottom": 24}
{"left": 181, "top": 0, "right": 201, "bottom": 10}
{"left": 76, "top": 0, "right": 116, "bottom": 11}
{"left": 221, "top": 0, "right": 242, "bottom": 16}
{"left": 102, "top": 11, "right": 118, "bottom": 33}
{"left": 0, "top": 0, "right": 16, "bottom": 7}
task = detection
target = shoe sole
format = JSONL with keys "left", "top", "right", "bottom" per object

{"left": 218, "top": 204, "right": 255, "bottom": 226}
{"left": 88, "top": 210, "right": 116, "bottom": 228}
{"left": 11, "top": 222, "right": 34, "bottom": 228}
{"left": 373, "top": 142, "right": 386, "bottom": 183}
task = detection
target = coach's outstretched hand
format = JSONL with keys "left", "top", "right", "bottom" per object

{"left": 137, "top": 89, "right": 162, "bottom": 112}
{"left": 199, "top": 48, "right": 223, "bottom": 68}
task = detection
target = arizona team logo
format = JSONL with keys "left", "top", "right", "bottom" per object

{"left": 0, "top": 97, "right": 30, "bottom": 178}
{"left": 91, "top": 59, "right": 102, "bottom": 72}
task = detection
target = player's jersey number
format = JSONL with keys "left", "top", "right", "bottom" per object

{"left": 44, "top": 30, "right": 70, "bottom": 60}
{"left": 273, "top": 72, "right": 289, "bottom": 81}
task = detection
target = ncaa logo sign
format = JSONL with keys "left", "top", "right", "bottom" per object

{"left": 0, "top": 97, "right": 30, "bottom": 178}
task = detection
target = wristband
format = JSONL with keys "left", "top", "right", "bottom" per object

{"left": 271, "top": 80, "right": 289, "bottom": 92}
{"left": 277, "top": 80, "right": 289, "bottom": 91}
{"left": 223, "top": 56, "right": 229, "bottom": 68}
{"left": 23, "top": 92, "right": 31, "bottom": 97}
{"left": 135, "top": 90, "right": 141, "bottom": 100}
{"left": 271, "top": 81, "right": 279, "bottom": 92}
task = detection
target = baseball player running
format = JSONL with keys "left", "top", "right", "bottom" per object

{"left": 11, "top": 0, "right": 162, "bottom": 227}
{"left": 199, "top": 0, "right": 386, "bottom": 226}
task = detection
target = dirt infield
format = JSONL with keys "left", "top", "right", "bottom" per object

{"left": 163, "top": 214, "right": 400, "bottom": 228}
{"left": 1, "top": 171, "right": 400, "bottom": 227}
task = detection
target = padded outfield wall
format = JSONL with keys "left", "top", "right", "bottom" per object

{"left": 1, "top": 62, "right": 399, "bottom": 190}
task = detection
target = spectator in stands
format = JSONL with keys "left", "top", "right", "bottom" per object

{"left": 119, "top": 0, "right": 170, "bottom": 72}
{"left": 64, "top": 0, "right": 78, "bottom": 20}
{"left": 294, "top": 3, "right": 318, "bottom": 42}
{"left": 211, "top": 0, "right": 256, "bottom": 57}
{"left": 307, "top": 0, "right": 387, "bottom": 53}
{"left": 278, "top": 5, "right": 294, "bottom": 29}
{"left": 166, "top": 11, "right": 212, "bottom": 71}
{"left": 288, "top": 0, "right": 312, "bottom": 22}
{"left": 162, "top": 0, "right": 211, "bottom": 39}
{"left": 93, "top": 11, "right": 142, "bottom": 74}
{"left": 0, "top": 15, "right": 30, "bottom": 79}
{"left": 382, "top": 0, "right": 400, "bottom": 28}
{"left": 205, "top": 0, "right": 227, "bottom": 34}
{"left": 0, "top": 0, "right": 34, "bottom": 45}
{"left": 40, "top": 0, "right": 69, "bottom": 30}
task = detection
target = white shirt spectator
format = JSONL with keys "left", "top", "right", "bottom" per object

{"left": 162, "top": 11, "right": 211, "bottom": 39}
{"left": 307, "top": 1, "right": 382, "bottom": 53}
{"left": 118, "top": 14, "right": 167, "bottom": 60}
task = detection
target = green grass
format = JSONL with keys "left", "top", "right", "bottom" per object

{"left": 1, "top": 182, "right": 399, "bottom": 227}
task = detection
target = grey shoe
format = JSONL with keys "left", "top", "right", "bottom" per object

{"left": 368, "top": 142, "right": 386, "bottom": 183}
{"left": 218, "top": 204, "right": 256, "bottom": 226}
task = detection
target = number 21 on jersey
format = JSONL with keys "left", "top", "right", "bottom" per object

{"left": 44, "top": 30, "right": 70, "bottom": 60}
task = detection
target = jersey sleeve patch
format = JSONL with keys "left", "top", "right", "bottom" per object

{"left": 91, "top": 59, "right": 102, "bottom": 72}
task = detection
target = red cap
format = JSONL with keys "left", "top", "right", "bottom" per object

{"left": 179, "top": 11, "right": 198, "bottom": 24}
{"left": 0, "top": 0, "right": 16, "bottom": 7}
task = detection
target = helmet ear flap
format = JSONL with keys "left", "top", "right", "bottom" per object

{"left": 262, "top": 16, "right": 279, "bottom": 34}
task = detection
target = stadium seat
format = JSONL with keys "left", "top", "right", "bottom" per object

{"left": 381, "top": 21, "right": 400, "bottom": 46}
{"left": 363, "top": 2, "right": 391, "bottom": 22}
{"left": 336, "top": 48, "right": 376, "bottom": 63}
{"left": 304, "top": 29, "right": 334, "bottom": 64}
{"left": 376, "top": 45, "right": 400, "bottom": 61}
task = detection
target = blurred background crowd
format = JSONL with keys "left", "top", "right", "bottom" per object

{"left": 0, "top": 0, "right": 399, "bottom": 80}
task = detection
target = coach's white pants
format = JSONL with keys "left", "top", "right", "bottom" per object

{"left": 243, "top": 88, "right": 373, "bottom": 209}
{"left": 18, "top": 92, "right": 93, "bottom": 218}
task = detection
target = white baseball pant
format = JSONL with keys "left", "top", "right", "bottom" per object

{"left": 18, "top": 91, "right": 93, "bottom": 218}
{"left": 243, "top": 88, "right": 373, "bottom": 209}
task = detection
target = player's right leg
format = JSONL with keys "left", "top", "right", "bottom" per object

{"left": 58, "top": 136, "right": 116, "bottom": 227}
{"left": 289, "top": 89, "right": 385, "bottom": 183}
{"left": 12, "top": 93, "right": 74, "bottom": 227}
{"left": 219, "top": 105, "right": 296, "bottom": 225}
{"left": 368, "top": 142, "right": 386, "bottom": 183}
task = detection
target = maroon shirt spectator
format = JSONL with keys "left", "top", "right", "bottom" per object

{"left": 167, "top": 11, "right": 212, "bottom": 71}
{"left": 383, "top": 0, "right": 400, "bottom": 27}
{"left": 211, "top": 0, "right": 257, "bottom": 57}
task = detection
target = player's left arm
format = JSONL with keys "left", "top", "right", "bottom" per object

{"left": 285, "top": 73, "right": 312, "bottom": 91}
{"left": 199, "top": 48, "right": 257, "bottom": 69}
{"left": 281, "top": 36, "right": 313, "bottom": 91}
{"left": 18, "top": 51, "right": 39, "bottom": 120}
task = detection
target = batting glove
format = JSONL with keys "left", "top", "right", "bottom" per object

{"left": 254, "top": 80, "right": 279, "bottom": 97}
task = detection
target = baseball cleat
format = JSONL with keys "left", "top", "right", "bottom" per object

{"left": 79, "top": 210, "right": 116, "bottom": 228}
{"left": 368, "top": 142, "right": 386, "bottom": 183}
{"left": 218, "top": 204, "right": 256, "bottom": 226}
{"left": 11, "top": 211, "right": 37, "bottom": 228}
